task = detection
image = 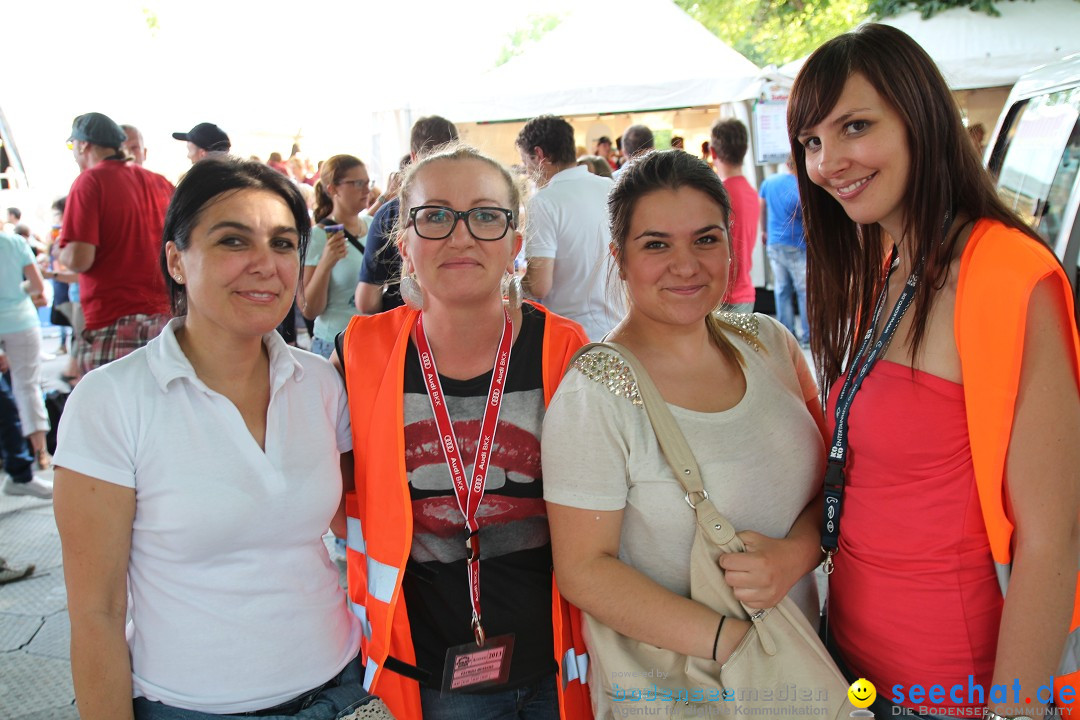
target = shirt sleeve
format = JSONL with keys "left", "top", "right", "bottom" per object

{"left": 332, "top": 370, "right": 353, "bottom": 453}
{"left": 359, "top": 203, "right": 396, "bottom": 284}
{"left": 59, "top": 173, "right": 102, "bottom": 248}
{"left": 790, "top": 332, "right": 819, "bottom": 404}
{"left": 306, "top": 225, "right": 327, "bottom": 266}
{"left": 523, "top": 194, "right": 557, "bottom": 260}
{"left": 759, "top": 313, "right": 819, "bottom": 405}
{"left": 16, "top": 238, "right": 34, "bottom": 266}
{"left": 542, "top": 366, "right": 634, "bottom": 511}
{"left": 53, "top": 370, "right": 138, "bottom": 488}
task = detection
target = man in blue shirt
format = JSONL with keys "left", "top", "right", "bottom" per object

{"left": 356, "top": 116, "right": 458, "bottom": 314}
{"left": 758, "top": 155, "right": 808, "bottom": 345}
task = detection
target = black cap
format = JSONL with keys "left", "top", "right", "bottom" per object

{"left": 172, "top": 122, "right": 231, "bottom": 152}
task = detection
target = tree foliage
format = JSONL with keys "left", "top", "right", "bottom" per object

{"left": 675, "top": 0, "right": 868, "bottom": 66}
{"left": 868, "top": 0, "right": 1036, "bottom": 18}
{"left": 496, "top": 13, "right": 567, "bottom": 67}
{"left": 675, "top": 0, "right": 1072, "bottom": 66}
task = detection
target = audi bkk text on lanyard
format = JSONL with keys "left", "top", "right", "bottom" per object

{"left": 820, "top": 217, "right": 951, "bottom": 575}
{"left": 414, "top": 309, "right": 517, "bottom": 691}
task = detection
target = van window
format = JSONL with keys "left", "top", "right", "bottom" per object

{"left": 994, "top": 87, "right": 1080, "bottom": 244}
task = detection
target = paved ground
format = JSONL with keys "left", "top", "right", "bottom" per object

{"left": 1, "top": 330, "right": 78, "bottom": 720}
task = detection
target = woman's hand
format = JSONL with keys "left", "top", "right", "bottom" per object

{"left": 319, "top": 231, "right": 348, "bottom": 268}
{"left": 719, "top": 531, "right": 811, "bottom": 609}
{"left": 301, "top": 231, "right": 348, "bottom": 319}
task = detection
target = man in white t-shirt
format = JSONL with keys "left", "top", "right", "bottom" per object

{"left": 517, "top": 115, "right": 623, "bottom": 340}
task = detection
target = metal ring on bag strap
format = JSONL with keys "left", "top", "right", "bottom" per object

{"left": 684, "top": 489, "right": 709, "bottom": 509}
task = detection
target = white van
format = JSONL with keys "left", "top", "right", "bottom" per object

{"left": 985, "top": 53, "right": 1080, "bottom": 300}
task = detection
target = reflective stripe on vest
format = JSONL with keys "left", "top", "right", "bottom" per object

{"left": 562, "top": 648, "right": 589, "bottom": 687}
{"left": 349, "top": 599, "right": 372, "bottom": 640}
{"left": 1059, "top": 626, "right": 1080, "bottom": 677}
{"left": 363, "top": 659, "right": 379, "bottom": 693}
{"left": 367, "top": 556, "right": 399, "bottom": 605}
{"left": 347, "top": 516, "right": 366, "bottom": 554}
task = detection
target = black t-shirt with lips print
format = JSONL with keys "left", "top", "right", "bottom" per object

{"left": 401, "top": 303, "right": 556, "bottom": 691}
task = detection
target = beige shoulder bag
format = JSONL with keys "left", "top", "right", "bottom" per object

{"left": 572, "top": 343, "right": 855, "bottom": 719}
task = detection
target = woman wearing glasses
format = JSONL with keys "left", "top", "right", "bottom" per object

{"left": 302, "top": 154, "right": 372, "bottom": 358}
{"left": 332, "top": 145, "right": 592, "bottom": 720}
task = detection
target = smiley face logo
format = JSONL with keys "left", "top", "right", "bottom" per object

{"left": 847, "top": 678, "right": 876, "bottom": 709}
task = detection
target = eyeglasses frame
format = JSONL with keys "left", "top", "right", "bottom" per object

{"left": 407, "top": 205, "right": 516, "bottom": 241}
{"left": 335, "top": 179, "right": 372, "bottom": 190}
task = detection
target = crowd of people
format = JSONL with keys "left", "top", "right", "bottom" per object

{"left": 0, "top": 20, "right": 1076, "bottom": 720}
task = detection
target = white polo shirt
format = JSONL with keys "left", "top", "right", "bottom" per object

{"left": 524, "top": 165, "right": 624, "bottom": 340}
{"left": 54, "top": 318, "right": 361, "bottom": 714}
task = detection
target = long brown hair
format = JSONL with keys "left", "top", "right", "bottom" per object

{"left": 787, "top": 23, "right": 1044, "bottom": 398}
{"left": 313, "top": 154, "right": 365, "bottom": 224}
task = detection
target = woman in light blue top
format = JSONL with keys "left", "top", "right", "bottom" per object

{"left": 301, "top": 154, "right": 372, "bottom": 358}
{"left": 0, "top": 231, "right": 51, "bottom": 470}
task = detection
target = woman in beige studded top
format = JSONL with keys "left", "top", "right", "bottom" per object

{"left": 541, "top": 150, "right": 827, "bottom": 718}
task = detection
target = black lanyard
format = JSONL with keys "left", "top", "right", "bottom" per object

{"left": 820, "top": 244, "right": 920, "bottom": 574}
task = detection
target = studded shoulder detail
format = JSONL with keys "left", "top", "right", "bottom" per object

{"left": 715, "top": 311, "right": 762, "bottom": 352}
{"left": 571, "top": 350, "right": 643, "bottom": 407}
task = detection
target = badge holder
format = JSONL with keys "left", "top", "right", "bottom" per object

{"left": 441, "top": 626, "right": 515, "bottom": 693}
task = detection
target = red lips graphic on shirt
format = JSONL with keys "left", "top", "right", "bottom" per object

{"left": 405, "top": 417, "right": 549, "bottom": 561}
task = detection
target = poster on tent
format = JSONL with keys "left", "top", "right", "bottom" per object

{"left": 753, "top": 99, "right": 791, "bottom": 165}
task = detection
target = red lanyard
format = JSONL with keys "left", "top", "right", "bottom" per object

{"left": 414, "top": 309, "right": 513, "bottom": 645}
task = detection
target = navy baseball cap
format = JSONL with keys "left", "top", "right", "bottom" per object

{"left": 172, "top": 122, "right": 231, "bottom": 152}
{"left": 68, "top": 112, "right": 127, "bottom": 149}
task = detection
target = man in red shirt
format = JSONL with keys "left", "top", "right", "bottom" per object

{"left": 59, "top": 112, "right": 174, "bottom": 373}
{"left": 710, "top": 118, "right": 758, "bottom": 313}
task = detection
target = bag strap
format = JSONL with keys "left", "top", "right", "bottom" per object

{"left": 567, "top": 342, "right": 739, "bottom": 547}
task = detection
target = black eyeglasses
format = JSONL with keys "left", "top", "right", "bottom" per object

{"left": 336, "top": 179, "right": 372, "bottom": 190}
{"left": 407, "top": 205, "right": 515, "bottom": 241}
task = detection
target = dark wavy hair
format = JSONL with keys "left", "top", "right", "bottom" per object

{"left": 515, "top": 115, "right": 577, "bottom": 167}
{"left": 787, "top": 22, "right": 1044, "bottom": 397}
{"left": 159, "top": 156, "right": 311, "bottom": 315}
{"left": 609, "top": 149, "right": 752, "bottom": 365}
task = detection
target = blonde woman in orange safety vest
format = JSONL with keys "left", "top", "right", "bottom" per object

{"left": 331, "top": 144, "right": 592, "bottom": 720}
{"left": 789, "top": 24, "right": 1080, "bottom": 720}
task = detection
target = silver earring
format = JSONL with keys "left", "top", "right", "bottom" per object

{"left": 505, "top": 273, "right": 522, "bottom": 309}
{"left": 400, "top": 273, "right": 424, "bottom": 310}
{"left": 174, "top": 274, "right": 183, "bottom": 283}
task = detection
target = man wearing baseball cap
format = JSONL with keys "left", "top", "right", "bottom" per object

{"left": 172, "top": 122, "right": 231, "bottom": 164}
{"left": 59, "top": 112, "right": 174, "bottom": 373}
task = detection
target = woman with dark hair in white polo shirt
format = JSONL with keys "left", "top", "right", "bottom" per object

{"left": 52, "top": 157, "right": 375, "bottom": 720}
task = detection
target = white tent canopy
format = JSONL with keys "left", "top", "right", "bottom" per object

{"left": 780, "top": 0, "right": 1080, "bottom": 90}
{"left": 429, "top": 0, "right": 761, "bottom": 123}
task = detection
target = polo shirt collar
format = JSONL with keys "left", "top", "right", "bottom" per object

{"left": 546, "top": 165, "right": 590, "bottom": 187}
{"left": 147, "top": 317, "right": 305, "bottom": 393}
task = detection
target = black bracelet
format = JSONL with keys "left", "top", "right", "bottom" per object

{"left": 712, "top": 616, "right": 726, "bottom": 662}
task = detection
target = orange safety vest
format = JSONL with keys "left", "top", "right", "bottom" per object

{"left": 341, "top": 302, "right": 593, "bottom": 720}
{"left": 956, "top": 219, "right": 1080, "bottom": 710}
